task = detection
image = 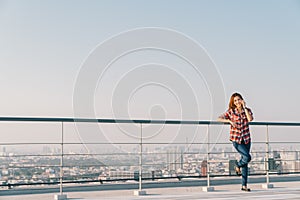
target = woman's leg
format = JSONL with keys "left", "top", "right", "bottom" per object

{"left": 241, "top": 164, "right": 248, "bottom": 186}
{"left": 233, "top": 142, "right": 251, "bottom": 168}
{"left": 233, "top": 142, "right": 251, "bottom": 187}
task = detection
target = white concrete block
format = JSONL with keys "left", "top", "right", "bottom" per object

{"left": 54, "top": 194, "right": 68, "bottom": 200}
{"left": 262, "top": 183, "right": 274, "bottom": 189}
{"left": 133, "top": 190, "right": 147, "bottom": 196}
{"left": 202, "top": 186, "right": 215, "bottom": 192}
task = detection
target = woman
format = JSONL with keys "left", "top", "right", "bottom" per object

{"left": 218, "top": 92, "right": 253, "bottom": 191}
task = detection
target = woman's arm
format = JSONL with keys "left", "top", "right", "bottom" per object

{"left": 242, "top": 100, "right": 253, "bottom": 122}
{"left": 244, "top": 108, "right": 253, "bottom": 122}
{"left": 218, "top": 117, "right": 236, "bottom": 127}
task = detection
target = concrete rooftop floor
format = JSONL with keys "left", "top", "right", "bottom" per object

{"left": 2, "top": 181, "right": 300, "bottom": 200}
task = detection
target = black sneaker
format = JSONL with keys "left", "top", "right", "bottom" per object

{"left": 241, "top": 187, "right": 251, "bottom": 192}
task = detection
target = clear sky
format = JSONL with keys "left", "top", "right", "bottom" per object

{"left": 0, "top": 0, "right": 300, "bottom": 147}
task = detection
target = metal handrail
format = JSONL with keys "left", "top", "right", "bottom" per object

{"left": 0, "top": 117, "right": 300, "bottom": 195}
{"left": 0, "top": 116, "right": 300, "bottom": 126}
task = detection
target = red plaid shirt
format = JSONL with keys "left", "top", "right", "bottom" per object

{"left": 219, "top": 107, "right": 253, "bottom": 144}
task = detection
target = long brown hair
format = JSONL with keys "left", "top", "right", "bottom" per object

{"left": 229, "top": 92, "right": 243, "bottom": 110}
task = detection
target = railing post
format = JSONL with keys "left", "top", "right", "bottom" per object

{"left": 207, "top": 124, "right": 210, "bottom": 187}
{"left": 54, "top": 122, "right": 67, "bottom": 200}
{"left": 202, "top": 124, "right": 214, "bottom": 192}
{"left": 262, "top": 125, "right": 273, "bottom": 189}
{"left": 134, "top": 123, "right": 146, "bottom": 196}
{"left": 139, "top": 123, "right": 142, "bottom": 191}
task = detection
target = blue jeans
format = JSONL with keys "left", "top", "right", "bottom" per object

{"left": 233, "top": 141, "right": 251, "bottom": 186}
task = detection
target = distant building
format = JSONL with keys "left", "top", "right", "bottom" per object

{"left": 109, "top": 171, "right": 134, "bottom": 180}
{"left": 166, "top": 147, "right": 183, "bottom": 171}
{"left": 292, "top": 161, "right": 300, "bottom": 172}
{"left": 201, "top": 160, "right": 207, "bottom": 176}
{"left": 108, "top": 170, "right": 152, "bottom": 180}
{"left": 229, "top": 160, "right": 237, "bottom": 175}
